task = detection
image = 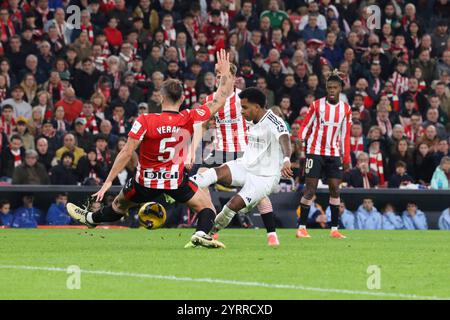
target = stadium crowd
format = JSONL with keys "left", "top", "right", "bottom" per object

{"left": 0, "top": 0, "right": 448, "bottom": 201}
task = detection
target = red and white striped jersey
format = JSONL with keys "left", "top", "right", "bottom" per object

{"left": 205, "top": 88, "right": 248, "bottom": 152}
{"left": 299, "top": 98, "right": 352, "bottom": 164}
{"left": 389, "top": 71, "right": 409, "bottom": 96}
{"left": 128, "top": 105, "right": 211, "bottom": 189}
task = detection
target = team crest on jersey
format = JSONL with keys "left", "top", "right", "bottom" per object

{"left": 277, "top": 124, "right": 286, "bottom": 133}
{"left": 131, "top": 121, "right": 142, "bottom": 134}
{"left": 196, "top": 109, "right": 206, "bottom": 117}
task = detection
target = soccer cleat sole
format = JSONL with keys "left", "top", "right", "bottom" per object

{"left": 66, "top": 203, "right": 96, "bottom": 229}
{"left": 190, "top": 234, "right": 226, "bottom": 249}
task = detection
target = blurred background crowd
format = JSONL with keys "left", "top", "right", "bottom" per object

{"left": 0, "top": 0, "right": 448, "bottom": 193}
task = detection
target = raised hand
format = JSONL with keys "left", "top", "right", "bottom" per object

{"left": 92, "top": 180, "right": 112, "bottom": 202}
{"left": 215, "top": 49, "right": 230, "bottom": 76}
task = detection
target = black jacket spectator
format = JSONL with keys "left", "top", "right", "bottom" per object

{"left": 72, "top": 69, "right": 101, "bottom": 100}
{"left": 1, "top": 146, "right": 25, "bottom": 178}
{"left": 76, "top": 155, "right": 107, "bottom": 185}
{"left": 388, "top": 173, "right": 414, "bottom": 188}
{"left": 344, "top": 168, "right": 380, "bottom": 188}
{"left": 49, "top": 163, "right": 78, "bottom": 185}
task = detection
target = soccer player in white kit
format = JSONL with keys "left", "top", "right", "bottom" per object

{"left": 192, "top": 64, "right": 281, "bottom": 246}
{"left": 193, "top": 88, "right": 293, "bottom": 246}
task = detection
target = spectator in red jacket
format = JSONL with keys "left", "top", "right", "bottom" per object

{"left": 204, "top": 10, "right": 227, "bottom": 45}
{"left": 103, "top": 17, "right": 123, "bottom": 50}
{"left": 54, "top": 87, "right": 83, "bottom": 124}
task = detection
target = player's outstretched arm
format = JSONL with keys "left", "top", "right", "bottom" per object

{"left": 206, "top": 49, "right": 234, "bottom": 116}
{"left": 92, "top": 137, "right": 140, "bottom": 201}
{"left": 280, "top": 134, "right": 293, "bottom": 178}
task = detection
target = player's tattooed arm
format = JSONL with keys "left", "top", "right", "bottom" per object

{"left": 279, "top": 134, "right": 294, "bottom": 178}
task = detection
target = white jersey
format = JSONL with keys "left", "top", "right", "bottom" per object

{"left": 241, "top": 110, "right": 289, "bottom": 176}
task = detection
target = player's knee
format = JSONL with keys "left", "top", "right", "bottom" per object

{"left": 227, "top": 195, "right": 246, "bottom": 212}
{"left": 215, "top": 165, "right": 232, "bottom": 185}
{"left": 198, "top": 167, "right": 208, "bottom": 174}
{"left": 112, "top": 197, "right": 129, "bottom": 215}
{"left": 257, "top": 197, "right": 273, "bottom": 214}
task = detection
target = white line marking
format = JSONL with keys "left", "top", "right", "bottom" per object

{"left": 0, "top": 265, "right": 447, "bottom": 300}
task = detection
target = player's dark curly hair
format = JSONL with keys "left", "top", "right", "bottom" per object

{"left": 238, "top": 87, "right": 267, "bottom": 108}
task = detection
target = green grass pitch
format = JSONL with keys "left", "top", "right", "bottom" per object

{"left": 0, "top": 228, "right": 449, "bottom": 300}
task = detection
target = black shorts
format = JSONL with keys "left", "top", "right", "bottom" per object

{"left": 304, "top": 154, "right": 343, "bottom": 180}
{"left": 122, "top": 172, "right": 199, "bottom": 204}
{"left": 202, "top": 150, "right": 244, "bottom": 168}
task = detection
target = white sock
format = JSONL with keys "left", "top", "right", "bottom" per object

{"left": 267, "top": 231, "right": 277, "bottom": 237}
{"left": 192, "top": 169, "right": 218, "bottom": 188}
{"left": 214, "top": 205, "right": 236, "bottom": 231}
{"left": 86, "top": 212, "right": 94, "bottom": 224}
{"left": 299, "top": 225, "right": 306, "bottom": 229}
{"left": 195, "top": 230, "right": 207, "bottom": 237}
{"left": 331, "top": 226, "right": 338, "bottom": 232}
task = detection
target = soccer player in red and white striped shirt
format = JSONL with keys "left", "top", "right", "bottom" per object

{"left": 67, "top": 50, "right": 234, "bottom": 249}
{"left": 296, "top": 70, "right": 352, "bottom": 239}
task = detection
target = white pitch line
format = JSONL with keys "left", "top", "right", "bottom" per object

{"left": 0, "top": 265, "right": 448, "bottom": 300}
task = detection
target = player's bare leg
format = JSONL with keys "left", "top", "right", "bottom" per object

{"left": 184, "top": 188, "right": 226, "bottom": 248}
{"left": 328, "top": 178, "right": 346, "bottom": 239}
{"left": 296, "top": 177, "right": 319, "bottom": 238}
{"left": 67, "top": 191, "right": 134, "bottom": 228}
{"left": 213, "top": 194, "right": 247, "bottom": 232}
{"left": 194, "top": 165, "right": 279, "bottom": 245}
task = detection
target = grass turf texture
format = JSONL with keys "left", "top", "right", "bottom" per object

{"left": 0, "top": 229, "right": 449, "bottom": 300}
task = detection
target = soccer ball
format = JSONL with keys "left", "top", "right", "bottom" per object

{"left": 138, "top": 202, "right": 167, "bottom": 230}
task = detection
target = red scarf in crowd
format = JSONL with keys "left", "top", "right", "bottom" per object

{"left": 10, "top": 9, "right": 23, "bottom": 29}
{"left": 0, "top": 87, "right": 7, "bottom": 102}
{"left": 250, "top": 41, "right": 261, "bottom": 56}
{"left": 80, "top": 112, "right": 99, "bottom": 135}
{"left": 382, "top": 92, "right": 400, "bottom": 112}
{"left": 0, "top": 18, "right": 15, "bottom": 42}
{"left": 369, "top": 151, "right": 385, "bottom": 185}
{"left": 271, "top": 40, "right": 285, "bottom": 52}
{"left": 178, "top": 46, "right": 186, "bottom": 64}
{"left": 162, "top": 26, "right": 176, "bottom": 46}
{"left": 389, "top": 71, "right": 409, "bottom": 96}
{"left": 10, "top": 147, "right": 22, "bottom": 167}
{"left": 183, "top": 84, "right": 197, "bottom": 109}
{"left": 36, "top": 6, "right": 50, "bottom": 27}
{"left": 119, "top": 52, "right": 134, "bottom": 71}
{"left": 94, "top": 54, "right": 108, "bottom": 72}
{"left": 350, "top": 136, "right": 364, "bottom": 154}
{"left": 418, "top": 80, "right": 426, "bottom": 92}
{"left": 55, "top": 119, "right": 66, "bottom": 132}
{"left": 81, "top": 24, "right": 94, "bottom": 44}
{"left": 0, "top": 115, "right": 15, "bottom": 136}
{"left": 101, "top": 42, "right": 110, "bottom": 56}
{"left": 48, "top": 81, "right": 64, "bottom": 102}
{"left": 377, "top": 116, "right": 393, "bottom": 137}
{"left": 405, "top": 125, "right": 425, "bottom": 144}
{"left": 114, "top": 116, "right": 125, "bottom": 134}
{"left": 96, "top": 148, "right": 111, "bottom": 165}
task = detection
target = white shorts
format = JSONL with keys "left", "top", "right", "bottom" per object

{"left": 226, "top": 159, "right": 280, "bottom": 207}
